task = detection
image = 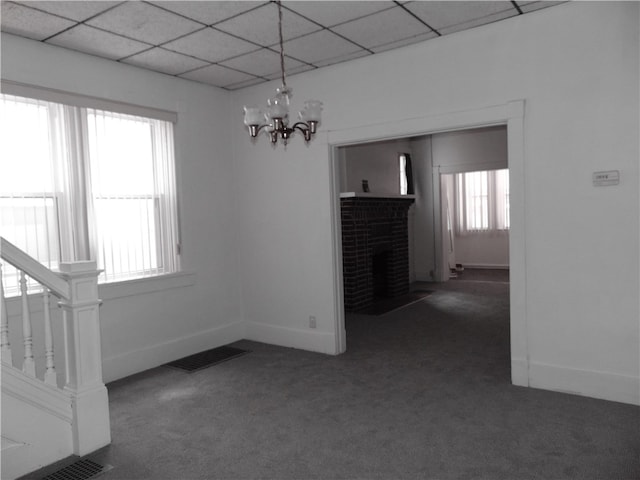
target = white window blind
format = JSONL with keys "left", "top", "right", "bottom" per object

{"left": 455, "top": 169, "right": 509, "bottom": 235}
{"left": 0, "top": 93, "right": 180, "bottom": 293}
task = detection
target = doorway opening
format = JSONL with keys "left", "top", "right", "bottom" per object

{"left": 328, "top": 101, "right": 527, "bottom": 387}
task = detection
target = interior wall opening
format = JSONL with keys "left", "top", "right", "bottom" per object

{"left": 334, "top": 124, "right": 512, "bottom": 377}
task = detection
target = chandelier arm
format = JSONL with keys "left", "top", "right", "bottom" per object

{"left": 291, "top": 123, "right": 313, "bottom": 142}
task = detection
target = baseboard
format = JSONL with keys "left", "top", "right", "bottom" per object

{"left": 102, "top": 320, "right": 246, "bottom": 383}
{"left": 414, "top": 270, "right": 434, "bottom": 282}
{"left": 245, "top": 321, "right": 338, "bottom": 355}
{"left": 460, "top": 263, "right": 509, "bottom": 270}
{"left": 528, "top": 361, "right": 640, "bottom": 406}
{"left": 510, "top": 357, "right": 529, "bottom": 387}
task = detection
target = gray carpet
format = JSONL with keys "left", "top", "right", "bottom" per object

{"left": 25, "top": 274, "right": 640, "bottom": 479}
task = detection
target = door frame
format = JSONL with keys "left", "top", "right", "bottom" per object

{"left": 327, "top": 100, "right": 529, "bottom": 387}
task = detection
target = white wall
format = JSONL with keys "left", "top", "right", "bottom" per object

{"left": 232, "top": 2, "right": 639, "bottom": 404}
{"left": 432, "top": 127, "right": 510, "bottom": 269}
{"left": 341, "top": 139, "right": 412, "bottom": 195}
{"left": 1, "top": 34, "right": 245, "bottom": 382}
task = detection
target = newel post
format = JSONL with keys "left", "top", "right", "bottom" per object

{"left": 58, "top": 261, "right": 111, "bottom": 456}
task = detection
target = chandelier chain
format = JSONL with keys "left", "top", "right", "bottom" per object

{"left": 277, "top": 1, "right": 287, "bottom": 89}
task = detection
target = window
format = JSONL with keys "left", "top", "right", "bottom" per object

{"left": 399, "top": 153, "right": 414, "bottom": 195}
{"left": 0, "top": 93, "right": 179, "bottom": 294}
{"left": 455, "top": 169, "right": 509, "bottom": 234}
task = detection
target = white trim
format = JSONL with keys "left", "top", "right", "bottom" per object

{"left": 1, "top": 80, "right": 177, "bottom": 123}
{"left": 99, "top": 271, "right": 195, "bottom": 301}
{"left": 245, "top": 321, "right": 338, "bottom": 356}
{"left": 459, "top": 263, "right": 509, "bottom": 270}
{"left": 4, "top": 271, "right": 196, "bottom": 315}
{"left": 328, "top": 100, "right": 528, "bottom": 386}
{"left": 529, "top": 362, "right": 640, "bottom": 406}
{"left": 102, "top": 320, "right": 245, "bottom": 383}
{"left": 1, "top": 363, "right": 73, "bottom": 422}
{"left": 436, "top": 161, "right": 508, "bottom": 175}
{"left": 327, "top": 139, "right": 347, "bottom": 355}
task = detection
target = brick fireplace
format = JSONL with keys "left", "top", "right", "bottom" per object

{"left": 340, "top": 195, "right": 415, "bottom": 312}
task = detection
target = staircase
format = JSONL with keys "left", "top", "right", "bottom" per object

{"left": 1, "top": 237, "right": 110, "bottom": 479}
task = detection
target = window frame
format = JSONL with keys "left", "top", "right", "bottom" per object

{"left": 0, "top": 86, "right": 181, "bottom": 294}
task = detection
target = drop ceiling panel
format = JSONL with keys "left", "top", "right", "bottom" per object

{"left": 86, "top": 2, "right": 203, "bottom": 45}
{"left": 312, "top": 49, "right": 371, "bottom": 68}
{"left": 282, "top": 1, "right": 394, "bottom": 27}
{"left": 0, "top": 0, "right": 567, "bottom": 90}
{"left": 404, "top": 1, "right": 516, "bottom": 32}
{"left": 179, "top": 64, "right": 257, "bottom": 88}
{"left": 163, "top": 27, "right": 258, "bottom": 63}
{"left": 371, "top": 31, "right": 439, "bottom": 54}
{"left": 215, "top": 3, "right": 321, "bottom": 46}
{"left": 1, "top": 2, "right": 75, "bottom": 41}
{"left": 439, "top": 8, "right": 519, "bottom": 35}
{"left": 519, "top": 1, "right": 565, "bottom": 13}
{"left": 151, "top": 1, "right": 265, "bottom": 26}
{"left": 332, "top": 6, "right": 432, "bottom": 50}
{"left": 48, "top": 24, "right": 151, "bottom": 60}
{"left": 15, "top": 1, "right": 120, "bottom": 22}
{"left": 219, "top": 48, "right": 306, "bottom": 78}
{"left": 263, "top": 63, "right": 316, "bottom": 81}
{"left": 281, "top": 29, "right": 364, "bottom": 65}
{"left": 122, "top": 47, "right": 210, "bottom": 76}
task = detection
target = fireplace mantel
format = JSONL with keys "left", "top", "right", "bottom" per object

{"left": 340, "top": 192, "right": 416, "bottom": 199}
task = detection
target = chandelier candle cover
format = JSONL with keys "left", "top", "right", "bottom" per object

{"left": 243, "top": 1, "right": 323, "bottom": 145}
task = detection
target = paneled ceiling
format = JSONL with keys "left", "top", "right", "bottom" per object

{"left": 1, "top": 1, "right": 565, "bottom": 90}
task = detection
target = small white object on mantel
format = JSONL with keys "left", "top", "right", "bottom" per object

{"left": 339, "top": 192, "right": 416, "bottom": 199}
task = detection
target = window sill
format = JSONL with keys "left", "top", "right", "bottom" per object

{"left": 99, "top": 271, "right": 196, "bottom": 301}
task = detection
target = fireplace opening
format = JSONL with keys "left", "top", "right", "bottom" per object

{"left": 372, "top": 249, "right": 392, "bottom": 298}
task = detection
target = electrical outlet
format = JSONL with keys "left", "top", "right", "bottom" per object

{"left": 309, "top": 316, "right": 317, "bottom": 329}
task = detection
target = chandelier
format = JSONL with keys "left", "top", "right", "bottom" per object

{"left": 243, "top": 1, "right": 323, "bottom": 146}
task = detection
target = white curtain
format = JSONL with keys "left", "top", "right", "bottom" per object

{"left": 455, "top": 169, "right": 509, "bottom": 235}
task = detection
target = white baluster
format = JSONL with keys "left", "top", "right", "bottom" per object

{"left": 19, "top": 270, "right": 35, "bottom": 377}
{"left": 0, "top": 263, "right": 12, "bottom": 365}
{"left": 43, "top": 290, "right": 57, "bottom": 386}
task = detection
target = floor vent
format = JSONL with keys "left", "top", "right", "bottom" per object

{"left": 165, "top": 345, "right": 250, "bottom": 372}
{"left": 42, "top": 459, "right": 112, "bottom": 480}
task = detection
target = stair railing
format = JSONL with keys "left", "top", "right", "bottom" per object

{"left": 0, "top": 236, "right": 110, "bottom": 456}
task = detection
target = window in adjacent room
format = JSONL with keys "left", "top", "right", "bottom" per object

{"left": 455, "top": 168, "right": 509, "bottom": 234}
{"left": 0, "top": 93, "right": 180, "bottom": 294}
{"left": 399, "top": 153, "right": 414, "bottom": 195}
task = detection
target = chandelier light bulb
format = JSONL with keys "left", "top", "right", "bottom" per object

{"left": 241, "top": 1, "right": 323, "bottom": 146}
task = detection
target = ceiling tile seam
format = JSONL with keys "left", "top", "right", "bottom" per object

{"left": 43, "top": 21, "right": 162, "bottom": 55}
{"left": 10, "top": 0, "right": 124, "bottom": 43}
{"left": 280, "top": 2, "right": 396, "bottom": 54}
{"left": 178, "top": 61, "right": 266, "bottom": 83}
{"left": 394, "top": 1, "right": 441, "bottom": 36}
{"left": 8, "top": 0, "right": 124, "bottom": 27}
{"left": 439, "top": 9, "right": 521, "bottom": 34}
{"left": 220, "top": 46, "right": 321, "bottom": 73}
{"left": 282, "top": 2, "right": 397, "bottom": 31}
{"left": 140, "top": 0, "right": 209, "bottom": 28}
{"left": 511, "top": 1, "right": 525, "bottom": 15}
{"left": 208, "top": 1, "right": 271, "bottom": 27}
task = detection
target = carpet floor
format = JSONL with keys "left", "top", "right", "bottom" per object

{"left": 26, "top": 273, "right": 639, "bottom": 479}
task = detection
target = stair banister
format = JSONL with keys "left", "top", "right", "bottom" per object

{"left": 0, "top": 236, "right": 111, "bottom": 457}
{"left": 0, "top": 237, "right": 70, "bottom": 299}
